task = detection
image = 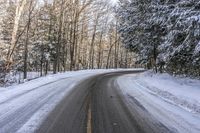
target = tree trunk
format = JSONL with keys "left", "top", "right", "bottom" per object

{"left": 7, "top": 0, "right": 27, "bottom": 64}
{"left": 153, "top": 44, "right": 158, "bottom": 73}
{"left": 97, "top": 31, "right": 103, "bottom": 69}
{"left": 23, "top": 0, "right": 34, "bottom": 79}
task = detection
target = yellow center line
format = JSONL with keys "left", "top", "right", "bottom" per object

{"left": 87, "top": 103, "right": 92, "bottom": 133}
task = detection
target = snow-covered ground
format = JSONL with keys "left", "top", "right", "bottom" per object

{"left": 3, "top": 71, "right": 53, "bottom": 87}
{"left": 117, "top": 71, "right": 200, "bottom": 133}
{"left": 0, "top": 69, "right": 142, "bottom": 133}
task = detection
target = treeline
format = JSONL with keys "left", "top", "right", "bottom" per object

{"left": 117, "top": 0, "right": 200, "bottom": 77}
{"left": 0, "top": 0, "right": 135, "bottom": 83}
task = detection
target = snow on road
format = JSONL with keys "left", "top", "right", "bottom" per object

{"left": 0, "top": 69, "right": 142, "bottom": 133}
{"left": 117, "top": 72, "right": 200, "bottom": 133}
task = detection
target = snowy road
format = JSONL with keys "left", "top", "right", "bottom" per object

{"left": 0, "top": 70, "right": 125, "bottom": 133}
{"left": 36, "top": 71, "right": 174, "bottom": 133}
{"left": 0, "top": 70, "right": 199, "bottom": 133}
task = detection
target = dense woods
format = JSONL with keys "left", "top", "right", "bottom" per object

{"left": 1, "top": 0, "right": 199, "bottom": 86}
{"left": 117, "top": 0, "right": 200, "bottom": 77}
{"left": 0, "top": 0, "right": 135, "bottom": 85}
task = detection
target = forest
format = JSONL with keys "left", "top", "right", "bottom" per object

{"left": 117, "top": 0, "right": 200, "bottom": 77}
{"left": 0, "top": 0, "right": 200, "bottom": 86}
{"left": 0, "top": 0, "right": 135, "bottom": 85}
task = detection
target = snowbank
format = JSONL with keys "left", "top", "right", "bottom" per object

{"left": 139, "top": 71, "right": 200, "bottom": 113}
{"left": 117, "top": 71, "right": 200, "bottom": 133}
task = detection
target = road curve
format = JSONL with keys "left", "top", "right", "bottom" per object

{"left": 37, "top": 71, "right": 174, "bottom": 133}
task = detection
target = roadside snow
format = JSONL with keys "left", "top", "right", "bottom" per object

{"left": 4, "top": 72, "right": 46, "bottom": 87}
{"left": 138, "top": 71, "right": 200, "bottom": 114}
{"left": 117, "top": 72, "right": 200, "bottom": 133}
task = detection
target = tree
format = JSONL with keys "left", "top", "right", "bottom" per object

{"left": 0, "top": 0, "right": 134, "bottom": 86}
{"left": 116, "top": 0, "right": 200, "bottom": 76}
{"left": 7, "top": 0, "right": 27, "bottom": 69}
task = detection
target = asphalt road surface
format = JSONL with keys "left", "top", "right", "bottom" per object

{"left": 36, "top": 71, "right": 175, "bottom": 133}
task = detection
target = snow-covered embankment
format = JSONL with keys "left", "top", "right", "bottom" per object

{"left": 117, "top": 72, "right": 200, "bottom": 133}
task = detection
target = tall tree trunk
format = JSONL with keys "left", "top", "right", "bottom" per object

{"left": 106, "top": 36, "right": 113, "bottom": 69}
{"left": 153, "top": 44, "right": 158, "bottom": 73}
{"left": 89, "top": 15, "right": 98, "bottom": 69}
{"left": 114, "top": 23, "right": 119, "bottom": 68}
{"left": 70, "top": 9, "right": 78, "bottom": 70}
{"left": 125, "top": 49, "right": 128, "bottom": 68}
{"left": 97, "top": 31, "right": 103, "bottom": 69}
{"left": 23, "top": 0, "right": 34, "bottom": 79}
{"left": 40, "top": 45, "right": 44, "bottom": 77}
{"left": 45, "top": 61, "right": 48, "bottom": 75}
{"left": 77, "top": 18, "right": 85, "bottom": 70}
{"left": 54, "top": 0, "right": 64, "bottom": 74}
{"left": 7, "top": 0, "right": 27, "bottom": 66}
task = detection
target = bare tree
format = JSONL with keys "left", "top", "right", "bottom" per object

{"left": 7, "top": 0, "right": 27, "bottom": 68}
